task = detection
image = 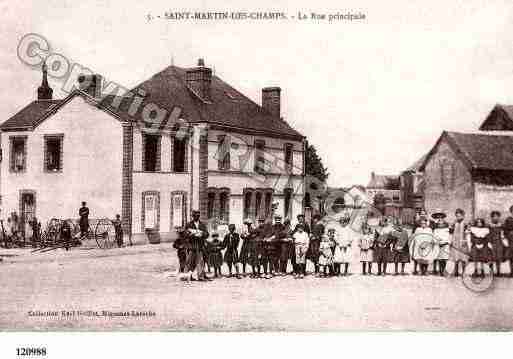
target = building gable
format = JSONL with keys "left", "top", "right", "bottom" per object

{"left": 1, "top": 90, "right": 126, "bottom": 132}
{"left": 479, "top": 105, "right": 513, "bottom": 131}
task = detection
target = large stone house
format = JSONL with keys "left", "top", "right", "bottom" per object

{"left": 419, "top": 104, "right": 513, "bottom": 222}
{"left": 0, "top": 59, "right": 306, "bottom": 241}
{"left": 420, "top": 130, "right": 513, "bottom": 222}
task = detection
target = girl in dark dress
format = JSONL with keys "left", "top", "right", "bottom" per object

{"left": 470, "top": 218, "right": 491, "bottom": 277}
{"left": 489, "top": 211, "right": 506, "bottom": 276}
{"left": 222, "top": 224, "right": 241, "bottom": 278}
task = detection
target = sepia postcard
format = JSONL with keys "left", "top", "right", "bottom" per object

{"left": 1, "top": 0, "right": 513, "bottom": 352}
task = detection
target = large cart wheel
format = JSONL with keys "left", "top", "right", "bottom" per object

{"left": 94, "top": 218, "right": 115, "bottom": 249}
{"left": 45, "top": 218, "right": 61, "bottom": 247}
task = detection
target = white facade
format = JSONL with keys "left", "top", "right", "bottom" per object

{"left": 206, "top": 128, "right": 305, "bottom": 229}
{"left": 1, "top": 96, "right": 123, "bottom": 228}
{"left": 1, "top": 95, "right": 306, "bottom": 241}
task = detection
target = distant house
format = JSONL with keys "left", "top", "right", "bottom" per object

{"left": 366, "top": 173, "right": 402, "bottom": 217}
{"left": 419, "top": 131, "right": 513, "bottom": 221}
{"left": 399, "top": 154, "right": 426, "bottom": 223}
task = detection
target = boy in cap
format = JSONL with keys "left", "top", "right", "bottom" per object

{"left": 222, "top": 224, "right": 241, "bottom": 278}
{"left": 240, "top": 218, "right": 256, "bottom": 276}
{"left": 279, "top": 218, "right": 294, "bottom": 275}
{"left": 308, "top": 214, "right": 324, "bottom": 275}
{"left": 253, "top": 217, "right": 267, "bottom": 278}
{"left": 432, "top": 210, "right": 450, "bottom": 276}
{"left": 173, "top": 228, "right": 188, "bottom": 275}
{"left": 374, "top": 217, "right": 393, "bottom": 275}
{"left": 390, "top": 221, "right": 410, "bottom": 275}
{"left": 207, "top": 232, "right": 223, "bottom": 278}
{"left": 112, "top": 214, "right": 123, "bottom": 248}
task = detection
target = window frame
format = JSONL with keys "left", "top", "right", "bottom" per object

{"left": 172, "top": 136, "right": 188, "bottom": 173}
{"left": 254, "top": 139, "right": 266, "bottom": 174}
{"left": 43, "top": 134, "right": 64, "bottom": 173}
{"left": 217, "top": 135, "right": 231, "bottom": 170}
{"left": 9, "top": 135, "right": 28, "bottom": 173}
{"left": 284, "top": 188, "right": 293, "bottom": 219}
{"left": 284, "top": 143, "right": 293, "bottom": 172}
{"left": 142, "top": 133, "right": 161, "bottom": 172}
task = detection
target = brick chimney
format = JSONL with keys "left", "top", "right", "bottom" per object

{"left": 262, "top": 87, "right": 281, "bottom": 118}
{"left": 78, "top": 74, "right": 103, "bottom": 98}
{"left": 186, "top": 58, "right": 212, "bottom": 101}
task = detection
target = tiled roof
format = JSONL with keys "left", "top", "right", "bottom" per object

{"left": 419, "top": 131, "right": 513, "bottom": 172}
{"left": 2, "top": 65, "right": 304, "bottom": 140}
{"left": 0, "top": 100, "right": 62, "bottom": 130}
{"left": 446, "top": 131, "right": 513, "bottom": 171}
{"left": 129, "top": 65, "right": 304, "bottom": 139}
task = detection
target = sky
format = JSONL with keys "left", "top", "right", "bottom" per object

{"left": 1, "top": 0, "right": 513, "bottom": 187}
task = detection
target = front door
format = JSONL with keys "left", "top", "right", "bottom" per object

{"left": 20, "top": 192, "right": 35, "bottom": 238}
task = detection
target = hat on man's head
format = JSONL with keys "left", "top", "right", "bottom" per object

{"left": 297, "top": 214, "right": 305, "bottom": 219}
{"left": 192, "top": 210, "right": 200, "bottom": 215}
{"left": 274, "top": 214, "right": 282, "bottom": 220}
{"left": 243, "top": 218, "right": 253, "bottom": 224}
{"left": 212, "top": 232, "right": 219, "bottom": 237}
{"left": 431, "top": 209, "right": 447, "bottom": 219}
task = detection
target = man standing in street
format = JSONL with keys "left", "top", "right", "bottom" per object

{"left": 79, "top": 202, "right": 89, "bottom": 238}
{"left": 271, "top": 215, "right": 288, "bottom": 275}
{"left": 184, "top": 210, "right": 210, "bottom": 281}
{"left": 308, "top": 214, "right": 323, "bottom": 275}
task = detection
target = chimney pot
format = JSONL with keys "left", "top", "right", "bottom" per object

{"left": 78, "top": 74, "right": 102, "bottom": 99}
{"left": 197, "top": 58, "right": 205, "bottom": 67}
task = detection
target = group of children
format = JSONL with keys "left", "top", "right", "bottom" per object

{"left": 173, "top": 204, "right": 513, "bottom": 280}
{"left": 410, "top": 207, "right": 513, "bottom": 278}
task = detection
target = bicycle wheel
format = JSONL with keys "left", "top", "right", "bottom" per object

{"left": 94, "top": 218, "right": 115, "bottom": 249}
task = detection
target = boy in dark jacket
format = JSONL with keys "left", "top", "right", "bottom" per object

{"left": 173, "top": 229, "right": 188, "bottom": 274}
{"left": 222, "top": 224, "right": 241, "bottom": 278}
{"left": 207, "top": 233, "right": 223, "bottom": 278}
